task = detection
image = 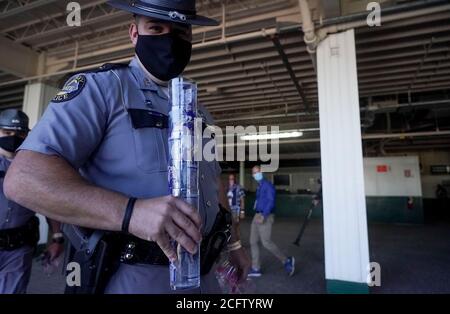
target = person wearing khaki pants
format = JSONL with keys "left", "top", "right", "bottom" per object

{"left": 248, "top": 166, "right": 295, "bottom": 277}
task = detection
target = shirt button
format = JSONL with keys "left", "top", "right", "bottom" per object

{"left": 206, "top": 201, "right": 211, "bottom": 207}
{"left": 201, "top": 174, "right": 205, "bottom": 180}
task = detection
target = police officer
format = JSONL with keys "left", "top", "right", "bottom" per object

{"left": 5, "top": 0, "right": 250, "bottom": 294}
{"left": 0, "top": 109, "right": 64, "bottom": 294}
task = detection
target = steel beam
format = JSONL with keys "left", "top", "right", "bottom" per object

{"left": 271, "top": 35, "right": 311, "bottom": 111}
{"left": 0, "top": 0, "right": 58, "bottom": 20}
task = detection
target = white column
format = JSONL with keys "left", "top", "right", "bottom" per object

{"left": 22, "top": 82, "right": 58, "bottom": 244}
{"left": 317, "top": 29, "right": 370, "bottom": 292}
{"left": 239, "top": 161, "right": 245, "bottom": 188}
{"left": 22, "top": 82, "right": 58, "bottom": 128}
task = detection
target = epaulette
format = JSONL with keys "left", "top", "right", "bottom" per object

{"left": 91, "top": 63, "right": 129, "bottom": 73}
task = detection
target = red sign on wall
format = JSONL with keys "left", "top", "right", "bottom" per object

{"left": 377, "top": 165, "right": 389, "bottom": 173}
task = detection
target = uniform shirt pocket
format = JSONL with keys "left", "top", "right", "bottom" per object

{"left": 129, "top": 109, "right": 169, "bottom": 173}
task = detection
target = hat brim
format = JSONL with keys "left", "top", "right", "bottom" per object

{"left": 107, "top": 0, "right": 220, "bottom": 26}
{"left": 0, "top": 126, "right": 29, "bottom": 132}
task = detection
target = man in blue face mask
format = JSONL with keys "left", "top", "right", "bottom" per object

{"left": 248, "top": 166, "right": 295, "bottom": 278}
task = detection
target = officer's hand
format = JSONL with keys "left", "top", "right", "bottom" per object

{"left": 129, "top": 196, "right": 202, "bottom": 262}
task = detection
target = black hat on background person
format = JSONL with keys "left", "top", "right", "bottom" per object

{"left": 107, "top": 0, "right": 220, "bottom": 26}
{"left": 0, "top": 109, "right": 29, "bottom": 132}
{"left": 0, "top": 109, "right": 30, "bottom": 155}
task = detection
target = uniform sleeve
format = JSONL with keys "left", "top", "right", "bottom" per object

{"left": 19, "top": 74, "right": 108, "bottom": 169}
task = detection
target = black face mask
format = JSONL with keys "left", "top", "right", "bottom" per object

{"left": 0, "top": 136, "right": 24, "bottom": 153}
{"left": 135, "top": 33, "right": 192, "bottom": 82}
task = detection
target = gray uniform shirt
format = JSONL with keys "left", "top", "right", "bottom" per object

{"left": 19, "top": 57, "right": 221, "bottom": 235}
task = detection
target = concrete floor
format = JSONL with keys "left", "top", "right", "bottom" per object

{"left": 27, "top": 218, "right": 450, "bottom": 294}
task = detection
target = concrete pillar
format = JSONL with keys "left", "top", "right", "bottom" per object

{"left": 22, "top": 82, "right": 58, "bottom": 244}
{"left": 317, "top": 29, "right": 370, "bottom": 293}
{"left": 22, "top": 82, "right": 58, "bottom": 128}
{"left": 239, "top": 161, "right": 245, "bottom": 188}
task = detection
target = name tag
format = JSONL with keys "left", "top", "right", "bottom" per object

{"left": 128, "top": 109, "right": 168, "bottom": 130}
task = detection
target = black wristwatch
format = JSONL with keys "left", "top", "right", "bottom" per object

{"left": 52, "top": 232, "right": 65, "bottom": 244}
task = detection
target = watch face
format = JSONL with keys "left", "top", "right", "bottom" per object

{"left": 52, "top": 237, "right": 65, "bottom": 244}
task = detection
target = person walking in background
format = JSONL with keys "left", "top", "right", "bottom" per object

{"left": 227, "top": 174, "right": 245, "bottom": 223}
{"left": 248, "top": 165, "right": 295, "bottom": 278}
{"left": 312, "top": 178, "right": 322, "bottom": 208}
{"left": 436, "top": 184, "right": 448, "bottom": 218}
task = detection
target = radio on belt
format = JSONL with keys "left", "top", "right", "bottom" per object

{"left": 168, "top": 77, "right": 200, "bottom": 290}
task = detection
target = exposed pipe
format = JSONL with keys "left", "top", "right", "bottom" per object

{"left": 298, "top": 0, "right": 319, "bottom": 71}
{"left": 221, "top": 3, "right": 226, "bottom": 40}
{"left": 318, "top": 3, "right": 450, "bottom": 35}
{"left": 320, "top": 0, "right": 450, "bottom": 27}
{"left": 364, "top": 99, "right": 450, "bottom": 113}
{"left": 215, "top": 111, "right": 317, "bottom": 123}
{"left": 363, "top": 130, "right": 450, "bottom": 140}
{"left": 213, "top": 99, "right": 450, "bottom": 122}
{"left": 295, "top": 0, "right": 450, "bottom": 72}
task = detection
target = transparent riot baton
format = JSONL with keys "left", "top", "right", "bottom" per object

{"left": 168, "top": 77, "right": 200, "bottom": 290}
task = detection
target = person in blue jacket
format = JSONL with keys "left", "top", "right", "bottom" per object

{"left": 248, "top": 165, "right": 295, "bottom": 277}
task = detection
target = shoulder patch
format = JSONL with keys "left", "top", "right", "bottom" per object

{"left": 52, "top": 75, "right": 87, "bottom": 103}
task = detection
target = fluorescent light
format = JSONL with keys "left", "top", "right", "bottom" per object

{"left": 241, "top": 131, "right": 304, "bottom": 141}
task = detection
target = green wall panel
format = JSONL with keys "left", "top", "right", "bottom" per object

{"left": 326, "top": 279, "right": 369, "bottom": 294}
{"left": 245, "top": 193, "right": 423, "bottom": 223}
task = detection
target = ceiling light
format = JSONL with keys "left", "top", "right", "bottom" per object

{"left": 240, "top": 131, "right": 304, "bottom": 141}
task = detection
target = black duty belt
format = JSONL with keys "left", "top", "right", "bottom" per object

{"left": 117, "top": 235, "right": 169, "bottom": 266}
{"left": 0, "top": 217, "right": 40, "bottom": 251}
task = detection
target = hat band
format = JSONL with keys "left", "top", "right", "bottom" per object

{"left": 0, "top": 126, "right": 28, "bottom": 131}
{"left": 131, "top": 1, "right": 196, "bottom": 22}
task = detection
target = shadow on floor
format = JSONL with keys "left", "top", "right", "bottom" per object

{"left": 27, "top": 218, "right": 450, "bottom": 294}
